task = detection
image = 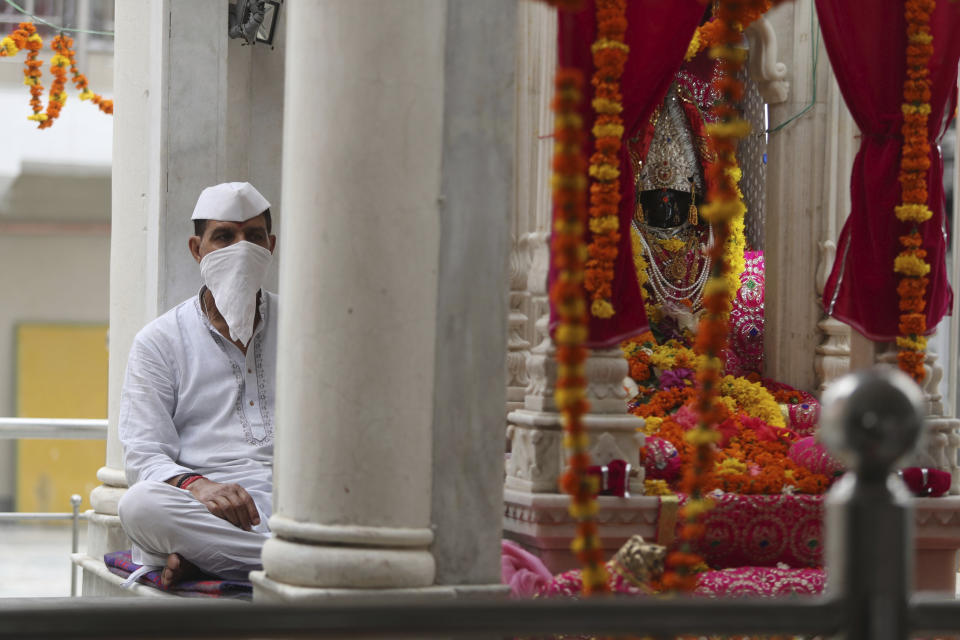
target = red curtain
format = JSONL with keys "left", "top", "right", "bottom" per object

{"left": 548, "top": 0, "right": 706, "bottom": 349}
{"left": 818, "top": 0, "right": 960, "bottom": 340}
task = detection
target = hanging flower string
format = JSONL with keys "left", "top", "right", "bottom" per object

{"left": 0, "top": 22, "right": 48, "bottom": 122}
{"left": 0, "top": 22, "right": 112, "bottom": 127}
{"left": 684, "top": 0, "right": 772, "bottom": 61}
{"left": 894, "top": 0, "right": 935, "bottom": 383}
{"left": 662, "top": 0, "right": 760, "bottom": 593}
{"left": 38, "top": 33, "right": 70, "bottom": 129}
{"left": 584, "top": 0, "right": 628, "bottom": 319}
{"left": 64, "top": 33, "right": 113, "bottom": 115}
{"left": 551, "top": 68, "right": 609, "bottom": 596}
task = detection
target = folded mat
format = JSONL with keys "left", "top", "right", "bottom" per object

{"left": 104, "top": 550, "right": 252, "bottom": 599}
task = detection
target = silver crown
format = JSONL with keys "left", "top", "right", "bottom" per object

{"left": 637, "top": 83, "right": 705, "bottom": 195}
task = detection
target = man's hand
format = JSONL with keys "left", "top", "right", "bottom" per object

{"left": 185, "top": 478, "right": 261, "bottom": 531}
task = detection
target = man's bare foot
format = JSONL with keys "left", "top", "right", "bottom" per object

{"left": 160, "top": 553, "right": 199, "bottom": 588}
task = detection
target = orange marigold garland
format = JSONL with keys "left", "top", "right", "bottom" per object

{"left": 684, "top": 0, "right": 771, "bottom": 61}
{"left": 39, "top": 34, "right": 71, "bottom": 129}
{"left": 585, "top": 0, "right": 628, "bottom": 319}
{"left": 662, "top": 0, "right": 763, "bottom": 593}
{"left": 894, "top": 0, "right": 935, "bottom": 383}
{"left": 0, "top": 21, "right": 27, "bottom": 56}
{"left": 550, "top": 68, "right": 608, "bottom": 595}
{"left": 0, "top": 22, "right": 112, "bottom": 126}
{"left": 64, "top": 33, "right": 113, "bottom": 115}
{"left": 10, "top": 23, "right": 48, "bottom": 123}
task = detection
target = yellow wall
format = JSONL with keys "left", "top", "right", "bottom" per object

{"left": 16, "top": 324, "right": 108, "bottom": 513}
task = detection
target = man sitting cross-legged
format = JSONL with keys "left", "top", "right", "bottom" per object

{"left": 117, "top": 182, "right": 277, "bottom": 588}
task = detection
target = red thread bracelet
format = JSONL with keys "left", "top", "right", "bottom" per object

{"left": 180, "top": 475, "right": 204, "bottom": 490}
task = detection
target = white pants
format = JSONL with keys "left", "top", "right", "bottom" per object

{"left": 118, "top": 480, "right": 270, "bottom": 581}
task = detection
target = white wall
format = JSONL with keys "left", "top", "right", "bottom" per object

{"left": 0, "top": 232, "right": 110, "bottom": 510}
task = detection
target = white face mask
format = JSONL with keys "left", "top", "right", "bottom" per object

{"left": 199, "top": 241, "right": 273, "bottom": 345}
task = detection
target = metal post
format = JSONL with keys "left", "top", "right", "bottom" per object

{"left": 70, "top": 494, "right": 81, "bottom": 597}
{"left": 820, "top": 369, "right": 926, "bottom": 640}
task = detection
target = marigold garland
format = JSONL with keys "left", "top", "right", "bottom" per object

{"left": 0, "top": 22, "right": 112, "bottom": 127}
{"left": 662, "top": 0, "right": 765, "bottom": 594}
{"left": 684, "top": 0, "right": 772, "bottom": 61}
{"left": 9, "top": 23, "right": 47, "bottom": 123}
{"left": 39, "top": 34, "right": 70, "bottom": 129}
{"left": 624, "top": 338, "right": 833, "bottom": 497}
{"left": 585, "top": 0, "right": 628, "bottom": 319}
{"left": 550, "top": 67, "right": 608, "bottom": 596}
{"left": 63, "top": 33, "right": 113, "bottom": 115}
{"left": 894, "top": 0, "right": 935, "bottom": 383}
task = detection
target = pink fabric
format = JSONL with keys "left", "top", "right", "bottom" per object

{"left": 762, "top": 379, "right": 821, "bottom": 437}
{"left": 543, "top": 565, "right": 825, "bottom": 598}
{"left": 789, "top": 436, "right": 846, "bottom": 478}
{"left": 695, "top": 566, "right": 825, "bottom": 597}
{"left": 816, "top": 0, "right": 960, "bottom": 339}
{"left": 725, "top": 251, "right": 765, "bottom": 377}
{"left": 541, "top": 566, "right": 654, "bottom": 598}
{"left": 682, "top": 493, "right": 825, "bottom": 569}
{"left": 500, "top": 540, "right": 553, "bottom": 598}
{"left": 549, "top": 0, "right": 707, "bottom": 348}
{"left": 641, "top": 436, "right": 681, "bottom": 481}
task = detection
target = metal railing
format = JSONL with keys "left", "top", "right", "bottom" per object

{"left": 0, "top": 417, "right": 108, "bottom": 440}
{"left": 0, "top": 417, "right": 106, "bottom": 596}
{"left": 0, "top": 370, "right": 960, "bottom": 638}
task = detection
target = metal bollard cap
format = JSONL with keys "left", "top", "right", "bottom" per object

{"left": 819, "top": 368, "right": 925, "bottom": 480}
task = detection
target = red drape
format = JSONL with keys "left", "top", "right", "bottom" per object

{"left": 817, "top": 0, "right": 960, "bottom": 340}
{"left": 549, "top": 0, "right": 706, "bottom": 349}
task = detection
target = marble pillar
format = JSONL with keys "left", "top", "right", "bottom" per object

{"left": 813, "top": 73, "right": 857, "bottom": 394}
{"left": 252, "top": 0, "right": 444, "bottom": 600}
{"left": 508, "top": 0, "right": 556, "bottom": 417}
{"left": 80, "top": 0, "right": 283, "bottom": 595}
{"left": 430, "top": 0, "right": 515, "bottom": 589}
{"left": 763, "top": 0, "right": 834, "bottom": 393}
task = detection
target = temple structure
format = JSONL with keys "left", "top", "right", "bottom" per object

{"left": 59, "top": 0, "right": 960, "bottom": 603}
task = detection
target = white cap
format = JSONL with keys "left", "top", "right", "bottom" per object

{"left": 191, "top": 182, "right": 271, "bottom": 222}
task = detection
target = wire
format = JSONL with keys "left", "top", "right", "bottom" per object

{"left": 766, "top": 1, "right": 819, "bottom": 134}
{"left": 2, "top": 0, "right": 115, "bottom": 37}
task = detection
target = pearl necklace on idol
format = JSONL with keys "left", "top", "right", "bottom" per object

{"left": 633, "top": 220, "right": 712, "bottom": 310}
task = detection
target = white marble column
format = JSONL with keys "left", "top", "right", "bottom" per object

{"left": 80, "top": 0, "right": 284, "bottom": 595}
{"left": 763, "top": 0, "right": 835, "bottom": 393}
{"left": 813, "top": 74, "right": 858, "bottom": 393}
{"left": 252, "top": 0, "right": 445, "bottom": 601}
{"left": 507, "top": 0, "right": 556, "bottom": 417}
{"left": 430, "top": 1, "right": 515, "bottom": 589}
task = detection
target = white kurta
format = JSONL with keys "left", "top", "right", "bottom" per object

{"left": 117, "top": 289, "right": 277, "bottom": 577}
{"left": 119, "top": 289, "right": 277, "bottom": 501}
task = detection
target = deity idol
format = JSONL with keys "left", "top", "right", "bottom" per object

{"left": 626, "top": 64, "right": 764, "bottom": 378}
{"left": 627, "top": 72, "right": 716, "bottom": 342}
{"left": 621, "top": 66, "right": 831, "bottom": 496}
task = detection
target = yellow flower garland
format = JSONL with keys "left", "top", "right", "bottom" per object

{"left": 717, "top": 375, "right": 786, "bottom": 428}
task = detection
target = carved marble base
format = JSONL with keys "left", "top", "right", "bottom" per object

{"left": 502, "top": 488, "right": 662, "bottom": 573}
{"left": 252, "top": 573, "right": 507, "bottom": 603}
{"left": 815, "top": 315, "right": 851, "bottom": 394}
{"left": 915, "top": 496, "right": 960, "bottom": 592}
{"left": 505, "top": 410, "right": 645, "bottom": 494}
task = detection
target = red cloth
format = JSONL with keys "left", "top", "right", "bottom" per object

{"left": 901, "top": 466, "right": 951, "bottom": 497}
{"left": 682, "top": 493, "right": 824, "bottom": 569}
{"left": 817, "top": 0, "right": 960, "bottom": 340}
{"left": 549, "top": 0, "right": 706, "bottom": 348}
